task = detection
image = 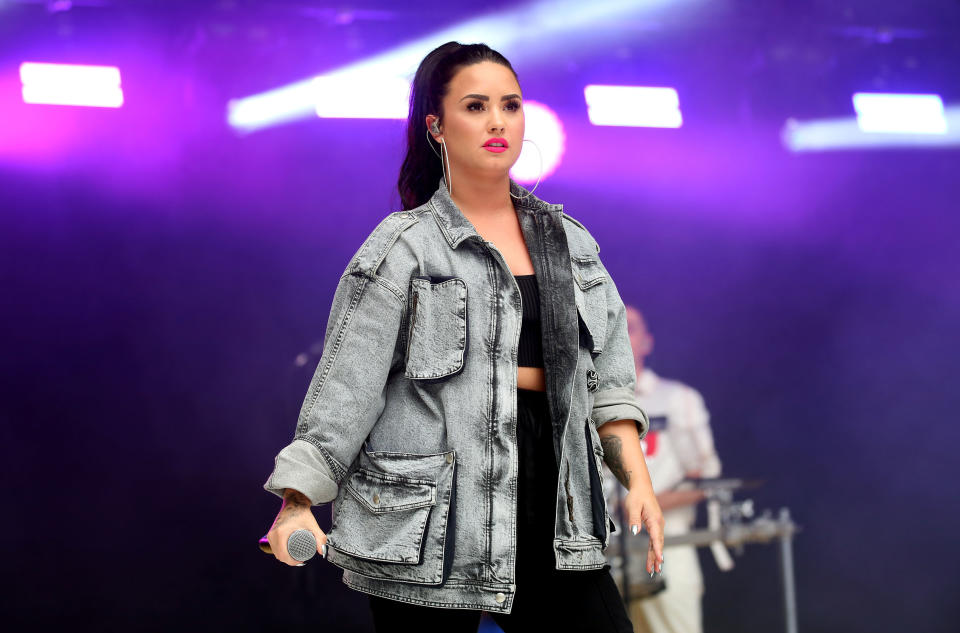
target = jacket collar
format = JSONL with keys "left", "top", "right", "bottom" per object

{"left": 428, "top": 175, "right": 563, "bottom": 249}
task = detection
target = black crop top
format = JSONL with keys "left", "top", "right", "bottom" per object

{"left": 514, "top": 274, "right": 544, "bottom": 368}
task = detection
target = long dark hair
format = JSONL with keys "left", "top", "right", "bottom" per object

{"left": 397, "top": 42, "right": 519, "bottom": 211}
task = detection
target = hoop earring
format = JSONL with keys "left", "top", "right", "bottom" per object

{"left": 509, "top": 138, "right": 543, "bottom": 200}
{"left": 440, "top": 138, "right": 452, "bottom": 196}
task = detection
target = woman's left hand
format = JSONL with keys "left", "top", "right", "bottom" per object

{"left": 623, "top": 487, "right": 664, "bottom": 575}
{"left": 597, "top": 418, "right": 665, "bottom": 575}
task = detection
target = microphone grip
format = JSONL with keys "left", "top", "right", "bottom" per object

{"left": 286, "top": 529, "right": 318, "bottom": 562}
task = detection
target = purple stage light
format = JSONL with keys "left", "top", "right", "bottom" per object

{"left": 584, "top": 85, "right": 682, "bottom": 128}
{"left": 20, "top": 62, "right": 124, "bottom": 108}
{"left": 509, "top": 100, "right": 565, "bottom": 184}
{"left": 852, "top": 93, "right": 946, "bottom": 134}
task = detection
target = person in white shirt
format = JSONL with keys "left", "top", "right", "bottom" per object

{"left": 604, "top": 305, "right": 722, "bottom": 633}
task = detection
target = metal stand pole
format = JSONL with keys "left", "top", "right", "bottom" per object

{"left": 777, "top": 508, "right": 798, "bottom": 633}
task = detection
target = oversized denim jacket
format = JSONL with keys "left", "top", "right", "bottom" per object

{"left": 264, "top": 175, "right": 649, "bottom": 613}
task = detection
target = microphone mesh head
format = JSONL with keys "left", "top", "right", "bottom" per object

{"left": 287, "top": 529, "right": 318, "bottom": 562}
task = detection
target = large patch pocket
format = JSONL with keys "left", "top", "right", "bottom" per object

{"left": 325, "top": 448, "right": 456, "bottom": 585}
{"left": 404, "top": 275, "right": 468, "bottom": 380}
{"left": 571, "top": 255, "right": 607, "bottom": 355}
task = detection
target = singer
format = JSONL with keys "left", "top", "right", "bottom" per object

{"left": 262, "top": 41, "right": 664, "bottom": 632}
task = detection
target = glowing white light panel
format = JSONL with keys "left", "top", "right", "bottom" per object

{"left": 782, "top": 105, "right": 959, "bottom": 152}
{"left": 852, "top": 93, "right": 947, "bottom": 134}
{"left": 314, "top": 75, "right": 410, "bottom": 119}
{"left": 584, "top": 85, "right": 682, "bottom": 128}
{"left": 20, "top": 62, "right": 123, "bottom": 108}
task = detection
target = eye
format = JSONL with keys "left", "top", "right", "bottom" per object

{"left": 467, "top": 100, "right": 522, "bottom": 112}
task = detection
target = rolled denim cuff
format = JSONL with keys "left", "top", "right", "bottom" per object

{"left": 591, "top": 386, "right": 649, "bottom": 438}
{"left": 263, "top": 439, "right": 340, "bottom": 505}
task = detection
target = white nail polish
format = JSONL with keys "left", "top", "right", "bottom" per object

{"left": 631, "top": 524, "right": 639, "bottom": 535}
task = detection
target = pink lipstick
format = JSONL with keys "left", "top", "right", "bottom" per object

{"left": 483, "top": 137, "right": 508, "bottom": 153}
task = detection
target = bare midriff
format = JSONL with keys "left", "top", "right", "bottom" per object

{"left": 517, "top": 366, "right": 546, "bottom": 392}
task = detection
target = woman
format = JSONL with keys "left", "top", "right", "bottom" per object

{"left": 263, "top": 42, "right": 664, "bottom": 632}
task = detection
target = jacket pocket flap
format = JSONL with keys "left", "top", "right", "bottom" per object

{"left": 326, "top": 450, "right": 456, "bottom": 575}
{"left": 345, "top": 469, "right": 436, "bottom": 514}
{"left": 571, "top": 255, "right": 606, "bottom": 290}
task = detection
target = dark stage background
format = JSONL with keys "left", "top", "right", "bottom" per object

{"left": 2, "top": 1, "right": 958, "bottom": 631}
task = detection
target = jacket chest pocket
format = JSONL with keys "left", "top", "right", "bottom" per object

{"left": 571, "top": 256, "right": 607, "bottom": 354}
{"left": 404, "top": 275, "right": 468, "bottom": 380}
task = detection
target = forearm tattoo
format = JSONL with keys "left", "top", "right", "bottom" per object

{"left": 283, "top": 489, "right": 311, "bottom": 507}
{"left": 601, "top": 435, "right": 632, "bottom": 489}
{"left": 276, "top": 489, "right": 311, "bottom": 528}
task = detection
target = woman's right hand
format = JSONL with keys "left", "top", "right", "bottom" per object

{"left": 266, "top": 488, "right": 327, "bottom": 565}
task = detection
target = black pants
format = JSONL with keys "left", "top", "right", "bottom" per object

{"left": 368, "top": 388, "right": 633, "bottom": 633}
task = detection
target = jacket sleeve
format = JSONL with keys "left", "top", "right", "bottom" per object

{"left": 589, "top": 262, "right": 650, "bottom": 438}
{"left": 263, "top": 262, "right": 406, "bottom": 505}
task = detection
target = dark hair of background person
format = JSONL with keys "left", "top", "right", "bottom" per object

{"left": 397, "top": 41, "right": 519, "bottom": 211}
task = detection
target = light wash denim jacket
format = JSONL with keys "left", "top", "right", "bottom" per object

{"left": 264, "top": 175, "right": 648, "bottom": 613}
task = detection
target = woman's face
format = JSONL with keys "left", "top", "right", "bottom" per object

{"left": 428, "top": 60, "right": 524, "bottom": 182}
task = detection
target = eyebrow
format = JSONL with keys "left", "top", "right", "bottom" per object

{"left": 459, "top": 93, "right": 522, "bottom": 102}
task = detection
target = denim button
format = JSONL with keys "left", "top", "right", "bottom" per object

{"left": 372, "top": 493, "right": 380, "bottom": 505}
{"left": 495, "top": 592, "right": 506, "bottom": 603}
{"left": 446, "top": 453, "right": 454, "bottom": 464}
{"left": 586, "top": 369, "right": 599, "bottom": 392}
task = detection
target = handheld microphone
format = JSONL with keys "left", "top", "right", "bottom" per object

{"left": 257, "top": 529, "right": 319, "bottom": 562}
{"left": 286, "top": 529, "right": 318, "bottom": 562}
